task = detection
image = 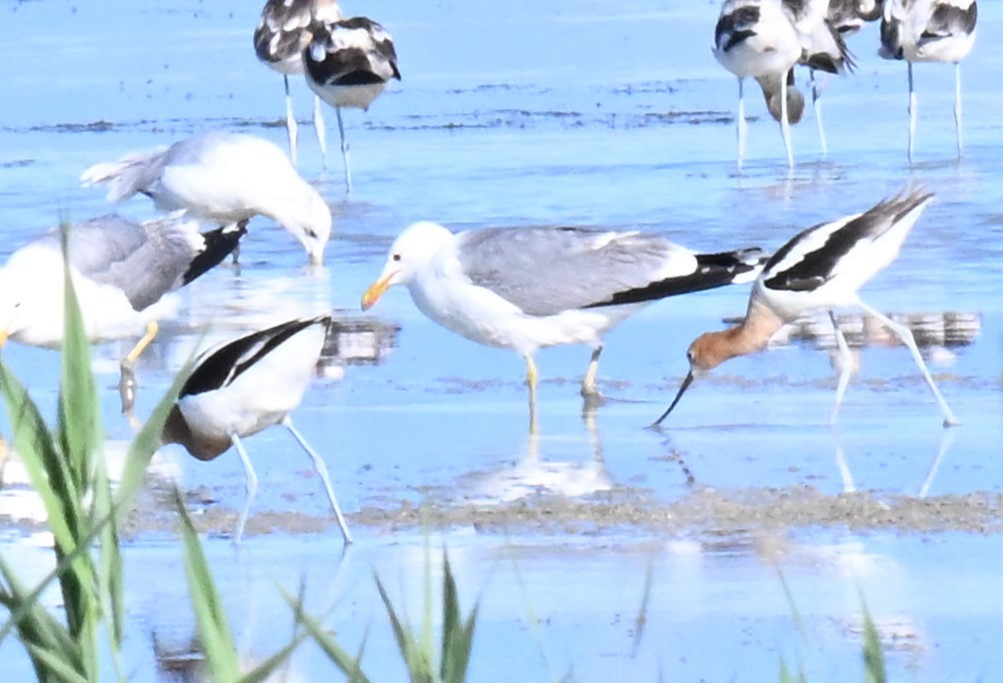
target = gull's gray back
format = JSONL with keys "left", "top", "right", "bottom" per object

{"left": 456, "top": 226, "right": 689, "bottom": 316}
{"left": 36, "top": 215, "right": 199, "bottom": 311}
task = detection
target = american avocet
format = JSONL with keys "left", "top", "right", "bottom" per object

{"left": 782, "top": 0, "right": 857, "bottom": 155}
{"left": 879, "top": 0, "right": 978, "bottom": 161}
{"left": 361, "top": 222, "right": 766, "bottom": 428}
{"left": 827, "top": 0, "right": 884, "bottom": 35}
{"left": 253, "top": 0, "right": 343, "bottom": 168}
{"left": 303, "top": 16, "right": 400, "bottom": 191}
{"left": 81, "top": 131, "right": 332, "bottom": 264}
{"left": 0, "top": 214, "right": 244, "bottom": 414}
{"left": 161, "top": 314, "right": 351, "bottom": 545}
{"left": 714, "top": 0, "right": 803, "bottom": 169}
{"left": 653, "top": 190, "right": 960, "bottom": 428}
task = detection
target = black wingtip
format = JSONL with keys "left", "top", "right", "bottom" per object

{"left": 182, "top": 220, "right": 248, "bottom": 285}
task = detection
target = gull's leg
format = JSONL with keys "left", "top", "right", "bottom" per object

{"left": 313, "top": 95, "right": 328, "bottom": 169}
{"left": 283, "top": 416, "right": 352, "bottom": 545}
{"left": 335, "top": 107, "right": 352, "bottom": 193}
{"left": 284, "top": 75, "right": 298, "bottom": 168}
{"left": 120, "top": 321, "right": 158, "bottom": 415}
{"left": 908, "top": 62, "right": 917, "bottom": 163}
{"left": 811, "top": 69, "right": 828, "bottom": 156}
{"left": 581, "top": 345, "right": 603, "bottom": 398}
{"left": 828, "top": 312, "right": 854, "bottom": 425}
{"left": 232, "top": 433, "right": 258, "bottom": 545}
{"left": 954, "top": 62, "right": 963, "bottom": 157}
{"left": 524, "top": 354, "right": 539, "bottom": 434}
{"left": 858, "top": 302, "right": 960, "bottom": 427}
{"left": 779, "top": 69, "right": 794, "bottom": 168}
{"left": 737, "top": 78, "right": 747, "bottom": 171}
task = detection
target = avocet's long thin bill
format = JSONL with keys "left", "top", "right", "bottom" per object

{"left": 652, "top": 370, "right": 694, "bottom": 427}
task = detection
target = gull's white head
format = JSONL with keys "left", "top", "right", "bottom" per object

{"left": 360, "top": 221, "right": 454, "bottom": 310}
{"left": 280, "top": 189, "right": 332, "bottom": 266}
{"left": 0, "top": 261, "right": 48, "bottom": 349}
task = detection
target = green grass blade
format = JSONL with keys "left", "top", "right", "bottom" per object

{"left": 0, "top": 363, "right": 79, "bottom": 555}
{"left": 860, "top": 602, "right": 887, "bottom": 683}
{"left": 22, "top": 642, "right": 91, "bottom": 683}
{"left": 0, "top": 557, "right": 86, "bottom": 681}
{"left": 280, "top": 586, "right": 374, "bottom": 683}
{"left": 375, "top": 573, "right": 433, "bottom": 683}
{"left": 630, "top": 558, "right": 654, "bottom": 658}
{"left": 56, "top": 222, "right": 100, "bottom": 491}
{"left": 440, "top": 551, "right": 477, "bottom": 683}
{"left": 116, "top": 359, "right": 190, "bottom": 516}
{"left": 173, "top": 486, "right": 240, "bottom": 682}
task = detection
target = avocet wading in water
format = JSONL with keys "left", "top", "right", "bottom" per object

{"left": 81, "top": 131, "right": 332, "bottom": 265}
{"left": 303, "top": 15, "right": 400, "bottom": 192}
{"left": 879, "top": 0, "right": 978, "bottom": 161}
{"left": 0, "top": 214, "right": 244, "bottom": 415}
{"left": 781, "top": 0, "right": 856, "bottom": 156}
{"left": 253, "top": 0, "right": 344, "bottom": 168}
{"left": 653, "top": 189, "right": 960, "bottom": 428}
{"left": 161, "top": 315, "right": 352, "bottom": 545}
{"left": 714, "top": 0, "right": 803, "bottom": 169}
{"left": 361, "top": 221, "right": 766, "bottom": 430}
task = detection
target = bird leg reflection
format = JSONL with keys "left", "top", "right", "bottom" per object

{"left": 828, "top": 311, "right": 854, "bottom": 425}
{"left": 954, "top": 62, "right": 964, "bottom": 157}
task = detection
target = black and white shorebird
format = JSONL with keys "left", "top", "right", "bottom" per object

{"left": 879, "top": 0, "right": 978, "bottom": 161}
{"left": 654, "top": 190, "right": 959, "bottom": 428}
{"left": 253, "top": 0, "right": 343, "bottom": 168}
{"left": 361, "top": 222, "right": 766, "bottom": 429}
{"left": 81, "top": 131, "right": 332, "bottom": 265}
{"left": 782, "top": 0, "right": 856, "bottom": 155}
{"left": 714, "top": 0, "right": 804, "bottom": 169}
{"left": 303, "top": 16, "right": 400, "bottom": 191}
{"left": 161, "top": 315, "right": 351, "bottom": 545}
{"left": 0, "top": 214, "right": 244, "bottom": 414}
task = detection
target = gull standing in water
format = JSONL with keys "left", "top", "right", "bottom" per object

{"left": 0, "top": 214, "right": 244, "bottom": 414}
{"left": 81, "top": 131, "right": 332, "bottom": 264}
{"left": 303, "top": 16, "right": 400, "bottom": 191}
{"left": 253, "top": 0, "right": 343, "bottom": 168}
{"left": 362, "top": 222, "right": 766, "bottom": 429}
{"left": 654, "top": 190, "right": 959, "bottom": 428}
{"left": 879, "top": 0, "right": 978, "bottom": 161}
{"left": 161, "top": 315, "right": 351, "bottom": 545}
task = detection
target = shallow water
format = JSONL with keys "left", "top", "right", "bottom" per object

{"left": 2, "top": 0, "right": 1003, "bottom": 680}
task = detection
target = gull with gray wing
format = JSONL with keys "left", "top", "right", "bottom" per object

{"left": 362, "top": 222, "right": 765, "bottom": 428}
{"left": 81, "top": 131, "right": 332, "bottom": 264}
{"left": 0, "top": 214, "right": 245, "bottom": 414}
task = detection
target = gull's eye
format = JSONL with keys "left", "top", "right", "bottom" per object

{"left": 392, "top": 253, "right": 402, "bottom": 262}
{"left": 686, "top": 349, "right": 694, "bottom": 364}
{"left": 305, "top": 228, "right": 318, "bottom": 239}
